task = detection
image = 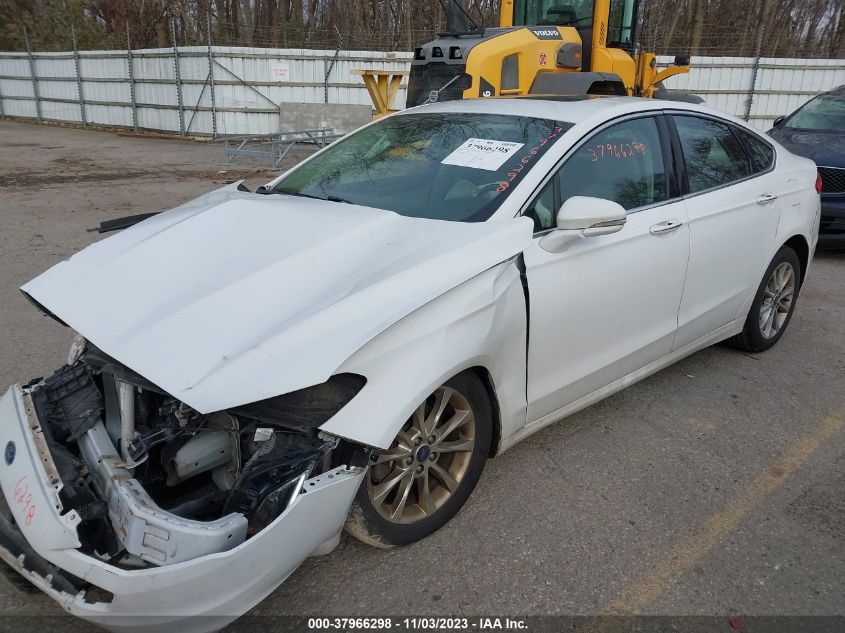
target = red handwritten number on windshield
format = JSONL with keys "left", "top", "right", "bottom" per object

{"left": 496, "top": 126, "right": 566, "bottom": 193}
{"left": 14, "top": 475, "right": 36, "bottom": 526}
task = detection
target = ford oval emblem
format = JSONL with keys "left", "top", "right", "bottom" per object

{"left": 4, "top": 441, "right": 15, "bottom": 466}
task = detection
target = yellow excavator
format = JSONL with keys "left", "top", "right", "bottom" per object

{"left": 404, "top": 0, "right": 700, "bottom": 108}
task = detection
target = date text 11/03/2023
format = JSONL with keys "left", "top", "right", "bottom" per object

{"left": 306, "top": 617, "right": 529, "bottom": 630}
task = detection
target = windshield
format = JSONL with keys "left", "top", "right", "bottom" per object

{"left": 272, "top": 112, "right": 571, "bottom": 222}
{"left": 784, "top": 94, "right": 845, "bottom": 132}
{"left": 512, "top": 0, "right": 594, "bottom": 26}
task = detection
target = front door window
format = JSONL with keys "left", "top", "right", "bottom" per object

{"left": 525, "top": 116, "right": 668, "bottom": 232}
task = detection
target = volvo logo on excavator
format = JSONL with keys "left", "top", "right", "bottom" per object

{"left": 530, "top": 28, "right": 563, "bottom": 40}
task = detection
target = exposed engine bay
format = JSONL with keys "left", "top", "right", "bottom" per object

{"left": 25, "top": 338, "right": 369, "bottom": 568}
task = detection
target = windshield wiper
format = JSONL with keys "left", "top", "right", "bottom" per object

{"left": 258, "top": 187, "right": 318, "bottom": 199}
{"left": 260, "top": 187, "right": 352, "bottom": 204}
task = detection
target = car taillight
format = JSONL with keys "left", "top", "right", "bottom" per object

{"left": 815, "top": 173, "right": 823, "bottom": 194}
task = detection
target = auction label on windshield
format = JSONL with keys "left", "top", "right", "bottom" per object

{"left": 442, "top": 138, "right": 525, "bottom": 171}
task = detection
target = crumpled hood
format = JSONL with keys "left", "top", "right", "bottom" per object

{"left": 768, "top": 128, "right": 845, "bottom": 166}
{"left": 23, "top": 183, "right": 532, "bottom": 413}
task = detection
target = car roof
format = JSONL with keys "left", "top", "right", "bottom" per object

{"left": 400, "top": 94, "right": 718, "bottom": 125}
{"left": 397, "top": 93, "right": 769, "bottom": 140}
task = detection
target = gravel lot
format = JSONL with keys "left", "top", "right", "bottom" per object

{"left": 0, "top": 120, "right": 843, "bottom": 630}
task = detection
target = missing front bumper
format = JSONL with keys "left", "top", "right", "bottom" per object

{"left": 0, "top": 386, "right": 364, "bottom": 632}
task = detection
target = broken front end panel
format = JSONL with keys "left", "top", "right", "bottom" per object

{"left": 1, "top": 339, "right": 369, "bottom": 575}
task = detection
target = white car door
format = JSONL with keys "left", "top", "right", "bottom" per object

{"left": 521, "top": 115, "right": 690, "bottom": 422}
{"left": 668, "top": 114, "right": 783, "bottom": 349}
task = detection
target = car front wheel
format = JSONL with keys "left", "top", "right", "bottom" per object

{"left": 730, "top": 245, "right": 802, "bottom": 352}
{"left": 345, "top": 371, "right": 492, "bottom": 547}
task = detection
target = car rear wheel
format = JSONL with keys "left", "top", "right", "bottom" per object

{"left": 729, "top": 246, "right": 802, "bottom": 352}
{"left": 345, "top": 371, "right": 492, "bottom": 547}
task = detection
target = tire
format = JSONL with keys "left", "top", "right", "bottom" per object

{"left": 729, "top": 246, "right": 802, "bottom": 352}
{"left": 345, "top": 371, "right": 492, "bottom": 548}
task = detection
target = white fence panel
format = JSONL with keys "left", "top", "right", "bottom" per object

{"left": 657, "top": 55, "right": 845, "bottom": 130}
{"left": 0, "top": 53, "right": 35, "bottom": 118}
{"left": 1, "top": 46, "right": 841, "bottom": 135}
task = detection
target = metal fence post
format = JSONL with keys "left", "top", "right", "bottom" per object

{"left": 171, "top": 19, "right": 185, "bottom": 135}
{"left": 323, "top": 56, "right": 329, "bottom": 104}
{"left": 744, "top": 26, "right": 765, "bottom": 122}
{"left": 206, "top": 11, "right": 217, "bottom": 139}
{"left": 744, "top": 56, "right": 761, "bottom": 122}
{"left": 324, "top": 51, "right": 341, "bottom": 104}
{"left": 23, "top": 26, "right": 42, "bottom": 123}
{"left": 323, "top": 27, "right": 342, "bottom": 105}
{"left": 126, "top": 23, "right": 138, "bottom": 131}
{"left": 71, "top": 24, "right": 87, "bottom": 126}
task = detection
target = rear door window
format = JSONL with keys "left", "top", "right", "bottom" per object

{"left": 672, "top": 115, "right": 751, "bottom": 193}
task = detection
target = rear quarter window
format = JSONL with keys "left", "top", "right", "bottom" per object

{"left": 735, "top": 127, "right": 775, "bottom": 173}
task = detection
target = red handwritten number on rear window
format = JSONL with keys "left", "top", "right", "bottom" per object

{"left": 14, "top": 475, "right": 36, "bottom": 526}
{"left": 587, "top": 142, "right": 646, "bottom": 161}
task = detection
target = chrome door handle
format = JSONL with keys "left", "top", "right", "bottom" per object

{"left": 650, "top": 219, "right": 684, "bottom": 235}
{"left": 756, "top": 193, "right": 778, "bottom": 205}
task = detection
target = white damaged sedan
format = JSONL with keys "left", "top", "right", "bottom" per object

{"left": 0, "top": 97, "right": 820, "bottom": 631}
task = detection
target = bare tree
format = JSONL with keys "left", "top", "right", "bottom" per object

{"left": 0, "top": 0, "right": 841, "bottom": 57}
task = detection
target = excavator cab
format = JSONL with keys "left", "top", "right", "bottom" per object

{"left": 405, "top": 0, "right": 695, "bottom": 109}
{"left": 516, "top": 0, "right": 636, "bottom": 39}
{"left": 508, "top": 0, "right": 637, "bottom": 70}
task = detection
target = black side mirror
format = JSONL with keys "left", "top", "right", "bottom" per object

{"left": 673, "top": 54, "right": 691, "bottom": 66}
{"left": 772, "top": 116, "right": 785, "bottom": 128}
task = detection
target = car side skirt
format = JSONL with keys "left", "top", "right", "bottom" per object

{"left": 498, "top": 317, "right": 745, "bottom": 453}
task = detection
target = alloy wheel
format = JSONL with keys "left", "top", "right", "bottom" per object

{"left": 367, "top": 386, "right": 476, "bottom": 524}
{"left": 759, "top": 261, "right": 795, "bottom": 339}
